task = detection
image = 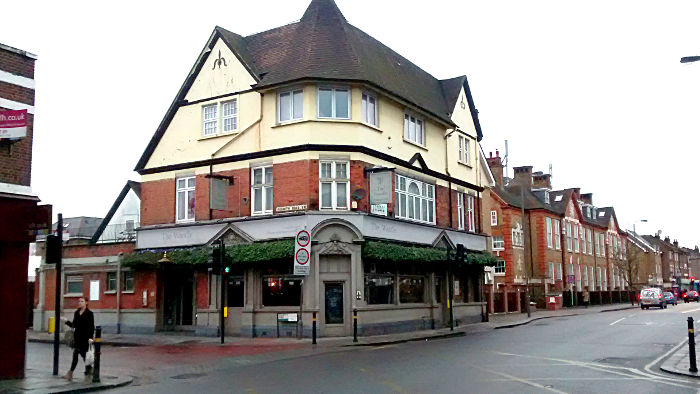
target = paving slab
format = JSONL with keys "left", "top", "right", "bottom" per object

{"left": 0, "top": 368, "right": 132, "bottom": 393}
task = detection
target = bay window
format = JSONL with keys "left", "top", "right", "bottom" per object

{"left": 318, "top": 87, "right": 350, "bottom": 119}
{"left": 566, "top": 222, "right": 572, "bottom": 251}
{"left": 394, "top": 174, "right": 435, "bottom": 224}
{"left": 251, "top": 166, "right": 273, "bottom": 215}
{"left": 457, "top": 193, "right": 465, "bottom": 230}
{"left": 278, "top": 89, "right": 303, "bottom": 123}
{"left": 573, "top": 224, "right": 579, "bottom": 252}
{"left": 554, "top": 220, "right": 561, "bottom": 250}
{"left": 361, "top": 92, "right": 377, "bottom": 126}
{"left": 319, "top": 161, "right": 349, "bottom": 210}
{"left": 546, "top": 218, "right": 553, "bottom": 248}
{"left": 176, "top": 176, "right": 195, "bottom": 222}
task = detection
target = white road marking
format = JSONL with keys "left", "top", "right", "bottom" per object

{"left": 681, "top": 308, "right": 700, "bottom": 314}
{"left": 610, "top": 317, "right": 626, "bottom": 326}
{"left": 474, "top": 365, "right": 568, "bottom": 393}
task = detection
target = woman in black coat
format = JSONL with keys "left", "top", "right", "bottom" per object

{"left": 61, "top": 297, "right": 94, "bottom": 380}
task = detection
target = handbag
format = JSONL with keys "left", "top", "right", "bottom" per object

{"left": 85, "top": 343, "right": 95, "bottom": 367}
{"left": 64, "top": 328, "right": 75, "bottom": 348}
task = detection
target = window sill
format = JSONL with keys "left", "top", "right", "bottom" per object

{"left": 104, "top": 290, "right": 116, "bottom": 295}
{"left": 493, "top": 248, "right": 505, "bottom": 252}
{"left": 122, "top": 290, "right": 135, "bottom": 294}
{"left": 494, "top": 273, "right": 506, "bottom": 276}
{"left": 272, "top": 118, "right": 305, "bottom": 128}
{"left": 198, "top": 131, "right": 239, "bottom": 141}
{"left": 251, "top": 212, "right": 274, "bottom": 217}
{"left": 403, "top": 138, "right": 428, "bottom": 151}
{"left": 176, "top": 219, "right": 196, "bottom": 225}
{"left": 64, "top": 293, "right": 83, "bottom": 298}
{"left": 458, "top": 160, "right": 472, "bottom": 169}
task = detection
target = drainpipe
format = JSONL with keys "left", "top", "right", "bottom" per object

{"left": 116, "top": 253, "right": 122, "bottom": 334}
{"left": 444, "top": 129, "right": 457, "bottom": 229}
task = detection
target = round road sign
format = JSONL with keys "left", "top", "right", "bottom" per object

{"left": 296, "top": 230, "right": 310, "bottom": 247}
{"left": 296, "top": 249, "right": 310, "bottom": 265}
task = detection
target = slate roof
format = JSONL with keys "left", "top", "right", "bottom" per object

{"left": 52, "top": 217, "right": 103, "bottom": 239}
{"left": 135, "top": 0, "right": 483, "bottom": 171}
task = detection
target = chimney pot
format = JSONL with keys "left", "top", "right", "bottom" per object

{"left": 489, "top": 151, "right": 493, "bottom": 158}
{"left": 496, "top": 149, "right": 499, "bottom": 157}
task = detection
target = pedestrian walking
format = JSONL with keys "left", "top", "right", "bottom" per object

{"left": 61, "top": 297, "right": 94, "bottom": 381}
{"left": 583, "top": 288, "right": 590, "bottom": 308}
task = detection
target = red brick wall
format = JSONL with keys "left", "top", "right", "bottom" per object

{"left": 62, "top": 242, "right": 134, "bottom": 259}
{"left": 196, "top": 271, "right": 208, "bottom": 309}
{"left": 0, "top": 48, "right": 35, "bottom": 78}
{"left": 0, "top": 241, "right": 29, "bottom": 378}
{"left": 141, "top": 178, "right": 175, "bottom": 226}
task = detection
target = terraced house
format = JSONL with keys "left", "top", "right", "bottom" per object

{"left": 128, "top": 0, "right": 495, "bottom": 337}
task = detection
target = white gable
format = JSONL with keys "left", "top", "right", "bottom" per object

{"left": 450, "top": 87, "right": 477, "bottom": 138}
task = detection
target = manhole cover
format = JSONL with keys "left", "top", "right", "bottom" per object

{"left": 595, "top": 357, "right": 633, "bottom": 366}
{"left": 171, "top": 373, "right": 207, "bottom": 380}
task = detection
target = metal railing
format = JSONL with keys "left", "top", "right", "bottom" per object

{"left": 95, "top": 222, "right": 139, "bottom": 243}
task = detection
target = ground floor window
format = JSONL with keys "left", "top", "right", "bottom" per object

{"left": 262, "top": 276, "right": 301, "bottom": 306}
{"left": 227, "top": 277, "right": 245, "bottom": 307}
{"left": 399, "top": 276, "right": 424, "bottom": 303}
{"left": 365, "top": 275, "right": 394, "bottom": 305}
{"left": 123, "top": 271, "right": 134, "bottom": 291}
{"left": 66, "top": 276, "right": 83, "bottom": 295}
{"left": 107, "top": 273, "right": 117, "bottom": 292}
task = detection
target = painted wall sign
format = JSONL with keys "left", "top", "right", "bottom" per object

{"left": 370, "top": 204, "right": 388, "bottom": 216}
{"left": 369, "top": 171, "right": 392, "bottom": 204}
{"left": 294, "top": 229, "right": 311, "bottom": 275}
{"left": 0, "top": 109, "right": 27, "bottom": 139}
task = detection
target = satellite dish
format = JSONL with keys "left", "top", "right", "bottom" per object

{"left": 351, "top": 189, "right": 366, "bottom": 201}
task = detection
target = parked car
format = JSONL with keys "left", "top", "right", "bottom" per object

{"left": 683, "top": 291, "right": 700, "bottom": 303}
{"left": 663, "top": 292, "right": 677, "bottom": 306}
{"left": 640, "top": 288, "right": 666, "bottom": 309}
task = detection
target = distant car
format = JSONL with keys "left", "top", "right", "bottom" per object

{"left": 683, "top": 291, "right": 700, "bottom": 303}
{"left": 640, "top": 288, "right": 666, "bottom": 309}
{"left": 663, "top": 292, "right": 677, "bottom": 305}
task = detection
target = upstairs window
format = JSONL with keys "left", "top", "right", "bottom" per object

{"left": 395, "top": 175, "right": 434, "bottom": 224}
{"left": 587, "top": 229, "right": 593, "bottom": 255}
{"left": 202, "top": 104, "right": 218, "bottom": 136}
{"left": 318, "top": 87, "right": 350, "bottom": 119}
{"left": 580, "top": 225, "right": 586, "bottom": 254}
{"left": 490, "top": 210, "right": 498, "bottom": 226}
{"left": 458, "top": 135, "right": 469, "bottom": 164}
{"left": 492, "top": 236, "right": 505, "bottom": 250}
{"left": 278, "top": 89, "right": 303, "bottom": 123}
{"left": 252, "top": 166, "right": 273, "bottom": 215}
{"left": 176, "top": 176, "right": 196, "bottom": 222}
{"left": 512, "top": 223, "right": 524, "bottom": 247}
{"left": 573, "top": 225, "right": 579, "bottom": 253}
{"left": 566, "top": 222, "right": 572, "bottom": 251}
{"left": 494, "top": 260, "right": 505, "bottom": 274}
{"left": 546, "top": 218, "right": 553, "bottom": 249}
{"left": 554, "top": 220, "right": 561, "bottom": 250}
{"left": 319, "top": 161, "right": 349, "bottom": 210}
{"left": 457, "top": 193, "right": 465, "bottom": 230}
{"left": 466, "top": 194, "right": 475, "bottom": 232}
{"left": 222, "top": 99, "right": 238, "bottom": 132}
{"left": 404, "top": 114, "right": 424, "bottom": 146}
{"left": 361, "top": 92, "right": 377, "bottom": 126}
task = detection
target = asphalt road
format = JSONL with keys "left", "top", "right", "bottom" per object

{"left": 31, "top": 302, "right": 700, "bottom": 393}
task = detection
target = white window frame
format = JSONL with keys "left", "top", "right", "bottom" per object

{"left": 556, "top": 263, "right": 563, "bottom": 281}
{"left": 278, "top": 89, "right": 304, "bottom": 123}
{"left": 566, "top": 222, "right": 572, "bottom": 251}
{"left": 580, "top": 225, "right": 586, "bottom": 254}
{"left": 317, "top": 86, "right": 351, "bottom": 119}
{"left": 361, "top": 92, "right": 377, "bottom": 126}
{"left": 202, "top": 104, "right": 218, "bottom": 136}
{"left": 394, "top": 174, "right": 435, "bottom": 224}
{"left": 251, "top": 166, "right": 273, "bottom": 216}
{"left": 554, "top": 220, "right": 561, "bottom": 250}
{"left": 583, "top": 265, "right": 589, "bottom": 287}
{"left": 494, "top": 260, "right": 506, "bottom": 275}
{"left": 458, "top": 135, "right": 470, "bottom": 165}
{"left": 492, "top": 236, "right": 505, "bottom": 250}
{"left": 176, "top": 176, "right": 196, "bottom": 223}
{"left": 490, "top": 210, "right": 498, "bottom": 226}
{"left": 589, "top": 266, "right": 595, "bottom": 288}
{"left": 466, "top": 194, "right": 475, "bottom": 232}
{"left": 457, "top": 193, "right": 465, "bottom": 230}
{"left": 512, "top": 223, "right": 524, "bottom": 247}
{"left": 548, "top": 262, "right": 555, "bottom": 281}
{"left": 403, "top": 113, "right": 425, "bottom": 146}
{"left": 546, "top": 218, "right": 553, "bottom": 249}
{"left": 66, "top": 276, "right": 83, "bottom": 296}
{"left": 577, "top": 264, "right": 582, "bottom": 288}
{"left": 587, "top": 229, "right": 593, "bottom": 256}
{"left": 222, "top": 99, "right": 238, "bottom": 133}
{"left": 573, "top": 224, "right": 579, "bottom": 253}
{"left": 597, "top": 267, "right": 603, "bottom": 290}
{"left": 319, "top": 161, "right": 350, "bottom": 211}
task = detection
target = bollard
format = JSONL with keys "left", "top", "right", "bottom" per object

{"left": 689, "top": 317, "right": 698, "bottom": 373}
{"left": 353, "top": 309, "right": 358, "bottom": 343}
{"left": 92, "top": 326, "right": 102, "bottom": 383}
{"left": 312, "top": 311, "right": 317, "bottom": 345}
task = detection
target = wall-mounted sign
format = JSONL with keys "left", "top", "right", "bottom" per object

{"left": 0, "top": 109, "right": 27, "bottom": 139}
{"left": 294, "top": 229, "right": 311, "bottom": 276}
{"left": 371, "top": 204, "right": 387, "bottom": 216}
{"left": 369, "top": 171, "right": 392, "bottom": 204}
{"left": 276, "top": 204, "right": 307, "bottom": 213}
{"left": 210, "top": 178, "right": 229, "bottom": 210}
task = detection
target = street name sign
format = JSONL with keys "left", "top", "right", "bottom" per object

{"left": 294, "top": 229, "right": 311, "bottom": 275}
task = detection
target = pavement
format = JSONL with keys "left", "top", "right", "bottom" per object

{"left": 10, "top": 303, "right": 639, "bottom": 393}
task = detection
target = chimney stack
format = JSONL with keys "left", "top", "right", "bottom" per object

{"left": 580, "top": 193, "right": 593, "bottom": 205}
{"left": 513, "top": 166, "right": 533, "bottom": 189}
{"left": 673, "top": 240, "right": 679, "bottom": 248}
{"left": 532, "top": 173, "right": 552, "bottom": 190}
{"left": 486, "top": 151, "right": 504, "bottom": 187}
{"left": 664, "top": 236, "right": 671, "bottom": 243}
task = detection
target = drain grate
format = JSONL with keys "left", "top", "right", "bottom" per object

{"left": 171, "top": 373, "right": 207, "bottom": 380}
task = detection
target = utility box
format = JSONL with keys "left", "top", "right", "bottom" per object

{"left": 546, "top": 295, "right": 563, "bottom": 311}
{"left": 276, "top": 313, "right": 299, "bottom": 338}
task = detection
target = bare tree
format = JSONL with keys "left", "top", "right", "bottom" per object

{"left": 612, "top": 244, "right": 644, "bottom": 305}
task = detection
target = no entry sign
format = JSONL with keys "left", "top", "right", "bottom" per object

{"left": 294, "top": 229, "right": 311, "bottom": 275}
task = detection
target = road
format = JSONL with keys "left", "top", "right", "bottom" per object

{"left": 29, "top": 302, "right": 700, "bottom": 393}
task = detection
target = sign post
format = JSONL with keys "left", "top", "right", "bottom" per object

{"left": 568, "top": 275, "right": 575, "bottom": 306}
{"left": 294, "top": 229, "right": 311, "bottom": 276}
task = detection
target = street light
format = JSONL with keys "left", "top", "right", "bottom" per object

{"left": 681, "top": 56, "right": 700, "bottom": 63}
{"left": 633, "top": 219, "right": 647, "bottom": 235}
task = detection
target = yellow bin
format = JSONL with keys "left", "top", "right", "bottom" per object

{"left": 48, "top": 317, "right": 55, "bottom": 334}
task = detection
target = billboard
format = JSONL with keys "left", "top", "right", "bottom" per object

{"left": 0, "top": 109, "right": 28, "bottom": 139}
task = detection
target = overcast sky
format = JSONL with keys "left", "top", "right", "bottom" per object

{"left": 3, "top": 0, "right": 700, "bottom": 251}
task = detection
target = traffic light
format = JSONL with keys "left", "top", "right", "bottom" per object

{"left": 45, "top": 234, "right": 61, "bottom": 264}
{"left": 208, "top": 246, "right": 222, "bottom": 274}
{"left": 455, "top": 243, "right": 465, "bottom": 264}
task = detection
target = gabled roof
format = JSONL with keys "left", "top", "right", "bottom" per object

{"left": 134, "top": 0, "right": 484, "bottom": 171}
{"left": 626, "top": 231, "right": 658, "bottom": 253}
{"left": 90, "top": 181, "right": 141, "bottom": 243}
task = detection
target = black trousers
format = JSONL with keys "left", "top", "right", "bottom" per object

{"left": 70, "top": 346, "right": 90, "bottom": 373}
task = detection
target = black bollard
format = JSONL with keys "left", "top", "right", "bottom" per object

{"left": 689, "top": 317, "right": 698, "bottom": 373}
{"left": 312, "top": 311, "right": 317, "bottom": 345}
{"left": 92, "top": 326, "right": 101, "bottom": 383}
{"left": 353, "top": 309, "right": 358, "bottom": 343}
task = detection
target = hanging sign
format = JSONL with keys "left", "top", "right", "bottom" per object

{"left": 294, "top": 229, "right": 311, "bottom": 275}
{"left": 0, "top": 109, "right": 27, "bottom": 139}
{"left": 369, "top": 171, "right": 392, "bottom": 204}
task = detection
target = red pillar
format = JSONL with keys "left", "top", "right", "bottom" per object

{"left": 0, "top": 241, "right": 29, "bottom": 379}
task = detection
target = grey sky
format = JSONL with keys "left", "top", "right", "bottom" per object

{"left": 3, "top": 0, "right": 699, "bottom": 247}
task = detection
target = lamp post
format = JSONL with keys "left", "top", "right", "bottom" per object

{"left": 632, "top": 219, "right": 647, "bottom": 236}
{"left": 681, "top": 56, "right": 700, "bottom": 63}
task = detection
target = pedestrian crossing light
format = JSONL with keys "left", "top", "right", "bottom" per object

{"left": 224, "top": 265, "right": 230, "bottom": 274}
